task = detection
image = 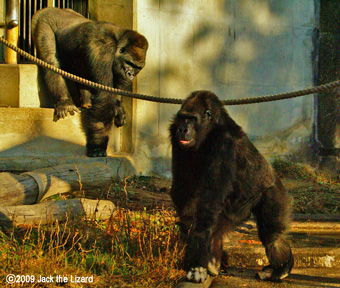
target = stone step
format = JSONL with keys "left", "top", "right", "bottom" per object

{"left": 0, "top": 107, "right": 130, "bottom": 175}
{"left": 223, "top": 219, "right": 340, "bottom": 269}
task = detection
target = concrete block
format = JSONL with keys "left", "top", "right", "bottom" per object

{"left": 0, "top": 107, "right": 123, "bottom": 165}
{"left": 19, "top": 64, "right": 39, "bottom": 107}
{"left": 0, "top": 64, "right": 39, "bottom": 108}
{"left": 0, "top": 64, "right": 19, "bottom": 107}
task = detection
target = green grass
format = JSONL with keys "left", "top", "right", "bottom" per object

{"left": 272, "top": 158, "right": 340, "bottom": 214}
{"left": 272, "top": 158, "right": 318, "bottom": 181}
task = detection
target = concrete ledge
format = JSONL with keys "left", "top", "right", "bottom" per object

{"left": 0, "top": 107, "right": 123, "bottom": 163}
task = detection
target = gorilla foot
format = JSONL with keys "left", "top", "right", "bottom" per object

{"left": 207, "top": 257, "right": 220, "bottom": 276}
{"left": 257, "top": 265, "right": 291, "bottom": 282}
{"left": 53, "top": 102, "right": 80, "bottom": 121}
{"left": 177, "top": 269, "right": 214, "bottom": 288}
{"left": 81, "top": 102, "right": 92, "bottom": 109}
{"left": 86, "top": 146, "right": 107, "bottom": 157}
{"left": 186, "top": 267, "right": 208, "bottom": 283}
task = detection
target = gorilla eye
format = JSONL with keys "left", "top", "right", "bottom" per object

{"left": 205, "top": 110, "right": 212, "bottom": 119}
{"left": 119, "top": 47, "right": 126, "bottom": 54}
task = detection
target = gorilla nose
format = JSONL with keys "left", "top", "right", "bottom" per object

{"left": 178, "top": 127, "right": 188, "bottom": 134}
{"left": 126, "top": 70, "right": 135, "bottom": 80}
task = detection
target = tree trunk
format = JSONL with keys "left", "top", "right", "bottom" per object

{"left": 0, "top": 163, "right": 113, "bottom": 206}
{"left": 0, "top": 198, "right": 116, "bottom": 226}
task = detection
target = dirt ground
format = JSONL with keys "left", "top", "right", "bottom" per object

{"left": 108, "top": 174, "right": 340, "bottom": 216}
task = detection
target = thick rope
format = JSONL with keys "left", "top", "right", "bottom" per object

{"left": 1, "top": 36, "right": 339, "bottom": 105}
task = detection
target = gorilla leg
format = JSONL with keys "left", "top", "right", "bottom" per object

{"left": 254, "top": 184, "right": 294, "bottom": 281}
{"left": 185, "top": 217, "right": 230, "bottom": 283}
{"left": 206, "top": 232, "right": 223, "bottom": 276}
{"left": 81, "top": 110, "right": 113, "bottom": 157}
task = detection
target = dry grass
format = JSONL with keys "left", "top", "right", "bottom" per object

{"left": 0, "top": 194, "right": 185, "bottom": 287}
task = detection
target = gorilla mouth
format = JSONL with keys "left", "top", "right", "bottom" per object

{"left": 180, "top": 139, "right": 193, "bottom": 145}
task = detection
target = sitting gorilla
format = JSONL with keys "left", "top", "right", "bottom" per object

{"left": 170, "top": 91, "right": 294, "bottom": 284}
{"left": 32, "top": 7, "right": 148, "bottom": 157}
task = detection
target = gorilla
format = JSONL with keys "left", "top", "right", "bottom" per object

{"left": 32, "top": 7, "right": 148, "bottom": 157}
{"left": 170, "top": 91, "right": 294, "bottom": 284}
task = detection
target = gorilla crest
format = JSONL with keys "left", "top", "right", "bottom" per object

{"left": 170, "top": 91, "right": 294, "bottom": 284}
{"left": 32, "top": 7, "right": 148, "bottom": 157}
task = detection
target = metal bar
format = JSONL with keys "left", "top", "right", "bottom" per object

{"left": 6, "top": 0, "right": 19, "bottom": 28}
{"left": 28, "top": 0, "right": 32, "bottom": 55}
{"left": 5, "top": 0, "right": 20, "bottom": 63}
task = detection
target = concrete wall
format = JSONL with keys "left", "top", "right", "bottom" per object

{"left": 133, "top": 0, "right": 317, "bottom": 176}
{"left": 0, "top": 1, "right": 318, "bottom": 176}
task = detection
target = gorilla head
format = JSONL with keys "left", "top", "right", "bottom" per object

{"left": 114, "top": 29, "right": 148, "bottom": 87}
{"left": 173, "top": 91, "right": 225, "bottom": 150}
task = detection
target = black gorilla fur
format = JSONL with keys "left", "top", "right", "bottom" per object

{"left": 32, "top": 8, "right": 148, "bottom": 157}
{"left": 170, "top": 91, "right": 294, "bottom": 283}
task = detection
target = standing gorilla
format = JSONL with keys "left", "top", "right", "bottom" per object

{"left": 32, "top": 8, "right": 148, "bottom": 157}
{"left": 170, "top": 91, "right": 294, "bottom": 284}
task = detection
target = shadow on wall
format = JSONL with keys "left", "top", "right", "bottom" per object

{"left": 135, "top": 0, "right": 316, "bottom": 175}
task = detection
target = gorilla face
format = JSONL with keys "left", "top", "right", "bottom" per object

{"left": 175, "top": 114, "right": 197, "bottom": 148}
{"left": 174, "top": 96, "right": 215, "bottom": 150}
{"left": 114, "top": 31, "right": 148, "bottom": 88}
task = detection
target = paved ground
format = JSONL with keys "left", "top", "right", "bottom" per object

{"left": 177, "top": 268, "right": 340, "bottom": 288}
{"left": 212, "top": 267, "right": 340, "bottom": 287}
{"left": 223, "top": 216, "right": 340, "bottom": 269}
{"left": 177, "top": 216, "right": 340, "bottom": 288}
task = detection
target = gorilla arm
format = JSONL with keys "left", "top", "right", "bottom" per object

{"left": 32, "top": 8, "right": 90, "bottom": 121}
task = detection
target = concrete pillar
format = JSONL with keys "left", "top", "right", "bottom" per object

{"left": 4, "top": 25, "right": 18, "bottom": 63}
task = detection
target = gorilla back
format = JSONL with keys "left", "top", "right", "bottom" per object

{"left": 32, "top": 8, "right": 148, "bottom": 157}
{"left": 170, "top": 91, "right": 293, "bottom": 283}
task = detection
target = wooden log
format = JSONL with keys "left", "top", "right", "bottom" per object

{"left": 0, "top": 163, "right": 113, "bottom": 206}
{"left": 0, "top": 198, "right": 116, "bottom": 226}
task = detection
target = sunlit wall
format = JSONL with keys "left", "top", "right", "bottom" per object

{"left": 134, "top": 0, "right": 316, "bottom": 175}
